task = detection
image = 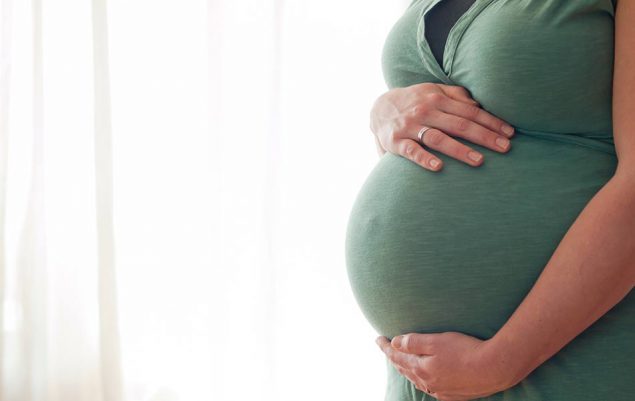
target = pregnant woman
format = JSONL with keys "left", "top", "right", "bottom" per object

{"left": 344, "top": 1, "right": 635, "bottom": 400}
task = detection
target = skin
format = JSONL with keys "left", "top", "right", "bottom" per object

{"left": 373, "top": 2, "right": 635, "bottom": 401}
{"left": 370, "top": 82, "right": 515, "bottom": 171}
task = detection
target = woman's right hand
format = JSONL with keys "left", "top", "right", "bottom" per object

{"left": 370, "top": 82, "right": 516, "bottom": 171}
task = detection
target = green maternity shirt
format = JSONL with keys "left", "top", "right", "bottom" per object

{"left": 344, "top": 0, "right": 634, "bottom": 400}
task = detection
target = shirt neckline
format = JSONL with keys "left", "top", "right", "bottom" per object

{"left": 416, "top": 0, "right": 497, "bottom": 83}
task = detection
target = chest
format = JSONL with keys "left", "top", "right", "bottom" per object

{"left": 381, "top": 0, "right": 617, "bottom": 136}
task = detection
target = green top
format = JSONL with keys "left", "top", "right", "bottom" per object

{"left": 345, "top": 1, "right": 634, "bottom": 400}
{"left": 382, "top": 0, "right": 618, "bottom": 153}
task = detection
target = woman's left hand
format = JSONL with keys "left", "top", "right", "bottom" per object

{"left": 375, "top": 332, "right": 516, "bottom": 401}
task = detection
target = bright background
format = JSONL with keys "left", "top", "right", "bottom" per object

{"left": 0, "top": 0, "right": 411, "bottom": 400}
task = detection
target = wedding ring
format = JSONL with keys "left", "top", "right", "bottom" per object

{"left": 417, "top": 126, "right": 432, "bottom": 145}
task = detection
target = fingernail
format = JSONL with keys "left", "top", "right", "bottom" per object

{"left": 429, "top": 159, "right": 440, "bottom": 168}
{"left": 496, "top": 137, "right": 510, "bottom": 150}
{"left": 392, "top": 336, "right": 403, "bottom": 349}
{"left": 376, "top": 337, "right": 382, "bottom": 346}
{"left": 502, "top": 124, "right": 514, "bottom": 136}
{"left": 468, "top": 151, "right": 483, "bottom": 162}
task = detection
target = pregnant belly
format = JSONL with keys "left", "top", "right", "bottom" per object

{"left": 345, "top": 134, "right": 618, "bottom": 341}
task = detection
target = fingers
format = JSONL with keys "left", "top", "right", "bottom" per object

{"left": 437, "top": 96, "right": 515, "bottom": 138}
{"left": 376, "top": 336, "right": 423, "bottom": 369}
{"left": 416, "top": 127, "right": 484, "bottom": 167}
{"left": 396, "top": 365, "right": 432, "bottom": 396}
{"left": 393, "top": 138, "right": 444, "bottom": 172}
{"left": 392, "top": 333, "right": 436, "bottom": 355}
{"left": 377, "top": 83, "right": 516, "bottom": 170}
{"left": 439, "top": 84, "right": 480, "bottom": 107}
{"left": 396, "top": 126, "right": 487, "bottom": 170}
{"left": 425, "top": 110, "right": 512, "bottom": 154}
{"left": 377, "top": 337, "right": 434, "bottom": 394}
{"left": 395, "top": 365, "right": 423, "bottom": 389}
{"left": 377, "top": 336, "right": 433, "bottom": 386}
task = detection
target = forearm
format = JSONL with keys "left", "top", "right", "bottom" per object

{"left": 484, "top": 170, "right": 635, "bottom": 388}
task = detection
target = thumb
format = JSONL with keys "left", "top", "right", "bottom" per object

{"left": 391, "top": 333, "right": 437, "bottom": 355}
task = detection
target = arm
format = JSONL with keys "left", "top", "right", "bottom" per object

{"left": 483, "top": 1, "right": 635, "bottom": 386}
{"left": 375, "top": 5, "right": 635, "bottom": 397}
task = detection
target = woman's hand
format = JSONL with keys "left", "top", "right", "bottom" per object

{"left": 375, "top": 332, "right": 517, "bottom": 401}
{"left": 370, "top": 83, "right": 516, "bottom": 171}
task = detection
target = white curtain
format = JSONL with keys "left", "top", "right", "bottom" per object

{"left": 0, "top": 0, "right": 409, "bottom": 400}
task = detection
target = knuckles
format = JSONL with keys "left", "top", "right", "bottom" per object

{"left": 410, "top": 92, "right": 445, "bottom": 119}
{"left": 423, "top": 129, "right": 445, "bottom": 147}
{"left": 410, "top": 104, "right": 432, "bottom": 119}
{"left": 403, "top": 143, "right": 416, "bottom": 158}
{"left": 465, "top": 104, "right": 481, "bottom": 120}
{"left": 455, "top": 117, "right": 470, "bottom": 133}
{"left": 453, "top": 85, "right": 470, "bottom": 97}
{"left": 424, "top": 92, "right": 445, "bottom": 106}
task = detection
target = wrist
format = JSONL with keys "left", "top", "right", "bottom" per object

{"left": 478, "top": 335, "right": 533, "bottom": 392}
